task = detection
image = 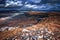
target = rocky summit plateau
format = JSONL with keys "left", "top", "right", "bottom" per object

{"left": 0, "top": 12, "right": 60, "bottom": 40}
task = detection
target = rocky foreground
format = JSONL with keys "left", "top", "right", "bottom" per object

{"left": 0, "top": 12, "right": 60, "bottom": 40}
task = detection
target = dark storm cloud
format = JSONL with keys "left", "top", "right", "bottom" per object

{"left": 0, "top": 0, "right": 60, "bottom": 11}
